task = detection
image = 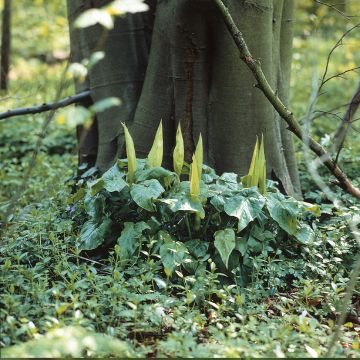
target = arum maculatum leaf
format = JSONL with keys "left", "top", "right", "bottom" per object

{"left": 214, "top": 228, "right": 236, "bottom": 268}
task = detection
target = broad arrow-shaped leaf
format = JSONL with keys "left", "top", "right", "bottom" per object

{"left": 130, "top": 179, "right": 165, "bottom": 211}
{"left": 266, "top": 192, "right": 298, "bottom": 235}
{"left": 214, "top": 228, "right": 236, "bottom": 268}
{"left": 224, "top": 188, "right": 266, "bottom": 232}
{"left": 78, "top": 218, "right": 112, "bottom": 251}
{"left": 118, "top": 221, "right": 150, "bottom": 260}
{"left": 102, "top": 164, "right": 128, "bottom": 193}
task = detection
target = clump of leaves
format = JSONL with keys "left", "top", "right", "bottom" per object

{"left": 72, "top": 123, "right": 319, "bottom": 283}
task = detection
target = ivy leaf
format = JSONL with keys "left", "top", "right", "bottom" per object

{"left": 101, "top": 165, "right": 128, "bottom": 193}
{"left": 130, "top": 179, "right": 165, "bottom": 211}
{"left": 117, "top": 222, "right": 150, "bottom": 260}
{"left": 266, "top": 193, "right": 298, "bottom": 235}
{"left": 214, "top": 228, "right": 236, "bottom": 268}
{"left": 224, "top": 188, "right": 266, "bottom": 232}
{"left": 159, "top": 240, "right": 188, "bottom": 275}
{"left": 78, "top": 218, "right": 112, "bottom": 251}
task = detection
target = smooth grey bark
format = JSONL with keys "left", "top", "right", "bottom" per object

{"left": 67, "top": 0, "right": 301, "bottom": 198}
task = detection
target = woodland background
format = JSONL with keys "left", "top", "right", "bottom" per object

{"left": 0, "top": 0, "right": 360, "bottom": 358}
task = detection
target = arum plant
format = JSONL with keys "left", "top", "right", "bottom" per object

{"left": 148, "top": 120, "right": 163, "bottom": 168}
{"left": 122, "top": 122, "right": 137, "bottom": 185}
{"left": 190, "top": 155, "right": 200, "bottom": 199}
{"left": 190, "top": 136, "right": 204, "bottom": 230}
{"left": 243, "top": 135, "right": 266, "bottom": 194}
{"left": 173, "top": 123, "right": 184, "bottom": 177}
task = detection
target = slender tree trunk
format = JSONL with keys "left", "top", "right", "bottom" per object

{"left": 1, "top": 0, "right": 11, "bottom": 91}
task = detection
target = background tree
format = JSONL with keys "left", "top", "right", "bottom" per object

{"left": 1, "top": 0, "right": 11, "bottom": 91}
{"left": 67, "top": 0, "right": 302, "bottom": 198}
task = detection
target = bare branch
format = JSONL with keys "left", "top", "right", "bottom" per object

{"left": 314, "top": 0, "right": 357, "bottom": 20}
{"left": 319, "top": 23, "right": 360, "bottom": 93}
{"left": 212, "top": 0, "right": 360, "bottom": 200}
{"left": 334, "top": 82, "right": 360, "bottom": 162}
{"left": 0, "top": 90, "right": 91, "bottom": 120}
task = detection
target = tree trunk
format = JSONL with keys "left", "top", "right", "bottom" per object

{"left": 1, "top": 0, "right": 11, "bottom": 91}
{"left": 67, "top": 0, "right": 301, "bottom": 198}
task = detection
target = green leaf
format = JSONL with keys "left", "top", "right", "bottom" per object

{"left": 266, "top": 193, "right": 298, "bottom": 235}
{"left": 218, "top": 172, "right": 238, "bottom": 190}
{"left": 135, "top": 167, "right": 175, "bottom": 184}
{"left": 160, "top": 194, "right": 205, "bottom": 219}
{"left": 247, "top": 236, "right": 263, "bottom": 253}
{"left": 173, "top": 123, "right": 184, "bottom": 176}
{"left": 78, "top": 218, "right": 112, "bottom": 251}
{"left": 159, "top": 240, "right": 188, "bottom": 275}
{"left": 117, "top": 222, "right": 150, "bottom": 260}
{"left": 224, "top": 188, "right": 266, "bottom": 232}
{"left": 295, "top": 224, "right": 315, "bottom": 244}
{"left": 130, "top": 179, "right": 165, "bottom": 211}
{"left": 102, "top": 165, "right": 128, "bottom": 193}
{"left": 235, "top": 237, "right": 248, "bottom": 256}
{"left": 90, "top": 97, "right": 121, "bottom": 113}
{"left": 74, "top": 9, "right": 114, "bottom": 29}
{"left": 185, "top": 239, "right": 209, "bottom": 259}
{"left": 89, "top": 178, "right": 105, "bottom": 196}
{"left": 214, "top": 228, "right": 236, "bottom": 268}
{"left": 147, "top": 120, "right": 163, "bottom": 168}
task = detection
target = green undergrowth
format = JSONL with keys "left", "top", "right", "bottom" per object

{"left": 1, "top": 139, "right": 359, "bottom": 357}
{"left": 1, "top": 3, "right": 360, "bottom": 357}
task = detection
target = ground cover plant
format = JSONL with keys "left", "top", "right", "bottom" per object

{"left": 0, "top": 0, "right": 360, "bottom": 358}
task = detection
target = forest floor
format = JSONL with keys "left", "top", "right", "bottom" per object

{"left": 1, "top": 14, "right": 360, "bottom": 359}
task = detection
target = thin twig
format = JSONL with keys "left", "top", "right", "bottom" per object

{"left": 319, "top": 23, "right": 360, "bottom": 93}
{"left": 0, "top": 90, "right": 91, "bottom": 120}
{"left": 314, "top": 0, "right": 357, "bottom": 20}
{"left": 334, "top": 82, "right": 360, "bottom": 162}
{"left": 211, "top": 0, "right": 360, "bottom": 201}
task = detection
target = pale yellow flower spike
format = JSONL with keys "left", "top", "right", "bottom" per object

{"left": 122, "top": 122, "right": 137, "bottom": 184}
{"left": 148, "top": 120, "right": 163, "bottom": 168}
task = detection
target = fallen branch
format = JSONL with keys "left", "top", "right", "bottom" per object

{"left": 0, "top": 90, "right": 91, "bottom": 120}
{"left": 212, "top": 0, "right": 360, "bottom": 201}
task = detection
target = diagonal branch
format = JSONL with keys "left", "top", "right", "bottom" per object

{"left": 334, "top": 82, "right": 360, "bottom": 162}
{"left": 212, "top": 0, "right": 360, "bottom": 201}
{"left": 0, "top": 90, "right": 91, "bottom": 120}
